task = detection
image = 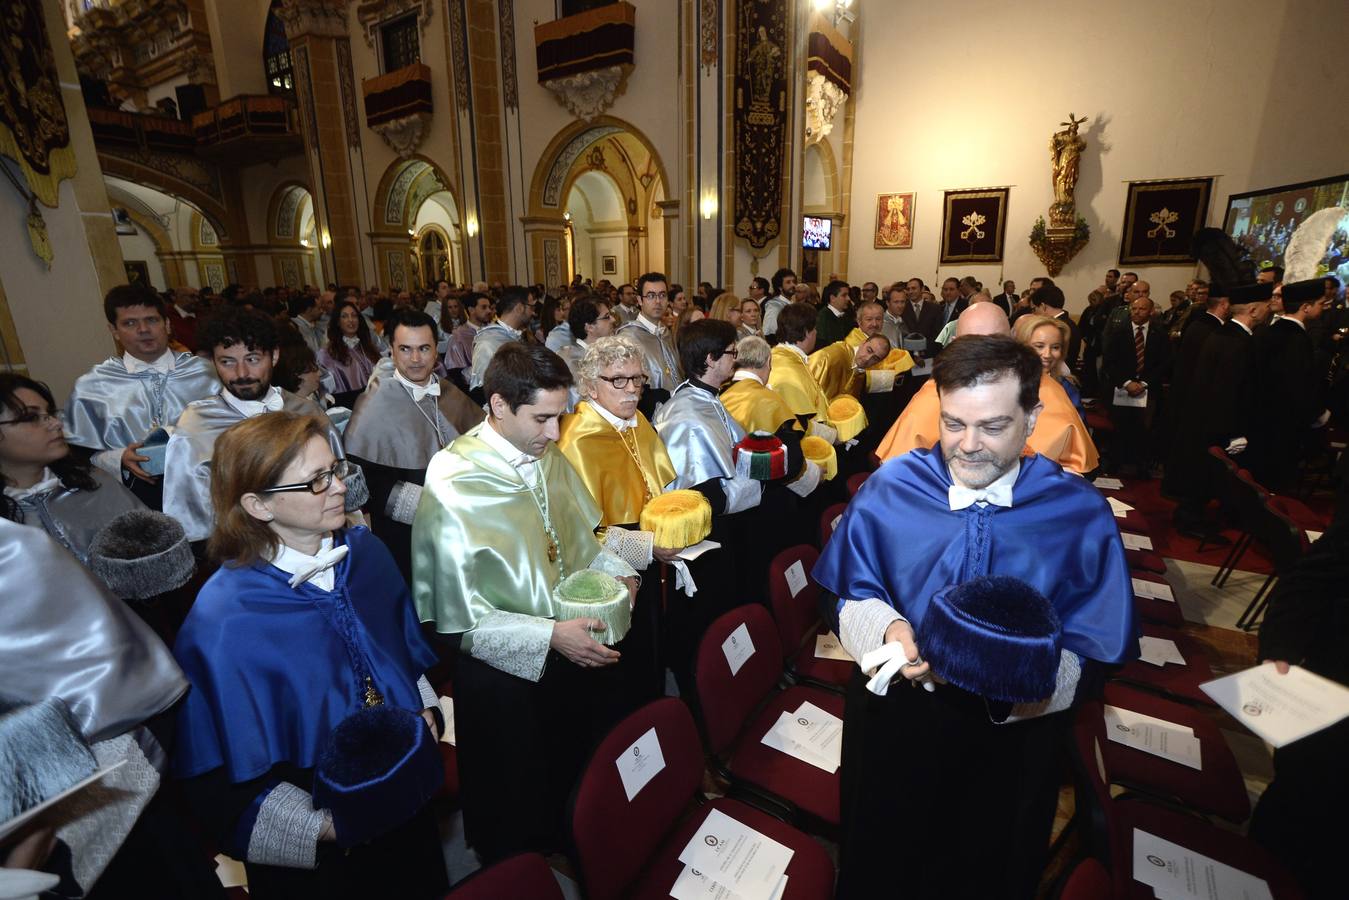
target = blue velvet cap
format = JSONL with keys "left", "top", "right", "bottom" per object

{"left": 312, "top": 705, "right": 444, "bottom": 847}
{"left": 920, "top": 576, "right": 1063, "bottom": 703}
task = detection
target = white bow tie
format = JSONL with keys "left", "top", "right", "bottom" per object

{"left": 287, "top": 544, "right": 349, "bottom": 588}
{"left": 947, "top": 482, "right": 1013, "bottom": 511}
{"left": 408, "top": 380, "right": 440, "bottom": 403}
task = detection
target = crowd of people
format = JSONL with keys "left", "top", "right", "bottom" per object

{"left": 3, "top": 252, "right": 1346, "bottom": 899}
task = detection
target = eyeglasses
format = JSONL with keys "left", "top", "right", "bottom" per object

{"left": 0, "top": 409, "right": 61, "bottom": 427}
{"left": 642, "top": 291, "right": 669, "bottom": 301}
{"left": 716, "top": 347, "right": 738, "bottom": 359}
{"left": 260, "top": 459, "right": 353, "bottom": 495}
{"left": 597, "top": 373, "right": 649, "bottom": 390}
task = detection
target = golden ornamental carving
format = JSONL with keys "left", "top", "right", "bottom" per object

{"left": 278, "top": 0, "right": 351, "bottom": 40}
{"left": 1030, "top": 113, "right": 1091, "bottom": 275}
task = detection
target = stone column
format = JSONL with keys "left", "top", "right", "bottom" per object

{"left": 278, "top": 0, "right": 364, "bottom": 285}
{"left": 520, "top": 215, "right": 568, "bottom": 291}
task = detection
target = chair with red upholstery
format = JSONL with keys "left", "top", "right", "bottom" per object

{"left": 1233, "top": 491, "right": 1308, "bottom": 631}
{"left": 568, "top": 698, "right": 835, "bottom": 900}
{"left": 443, "top": 853, "right": 563, "bottom": 899}
{"left": 767, "top": 544, "right": 851, "bottom": 692}
{"left": 1055, "top": 858, "right": 1115, "bottom": 900}
{"left": 845, "top": 470, "right": 870, "bottom": 497}
{"left": 1067, "top": 699, "right": 1302, "bottom": 900}
{"left": 1128, "top": 571, "right": 1184, "bottom": 627}
{"left": 693, "top": 604, "right": 843, "bottom": 830}
{"left": 1097, "top": 683, "right": 1250, "bottom": 823}
{"left": 1113, "top": 624, "right": 1218, "bottom": 707}
{"left": 819, "top": 502, "right": 847, "bottom": 548}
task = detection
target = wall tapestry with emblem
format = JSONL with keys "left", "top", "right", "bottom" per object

{"left": 940, "top": 187, "right": 1010, "bottom": 263}
{"left": 0, "top": 0, "right": 76, "bottom": 207}
{"left": 732, "top": 0, "right": 788, "bottom": 250}
{"left": 1119, "top": 177, "right": 1213, "bottom": 265}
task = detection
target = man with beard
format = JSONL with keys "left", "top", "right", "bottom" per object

{"left": 814, "top": 335, "right": 1134, "bottom": 899}
{"left": 162, "top": 307, "right": 365, "bottom": 543}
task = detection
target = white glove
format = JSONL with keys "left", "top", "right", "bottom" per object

{"left": 1313, "top": 409, "right": 1330, "bottom": 429}
{"left": 1224, "top": 437, "right": 1248, "bottom": 455}
{"left": 858, "top": 642, "right": 935, "bottom": 696}
{"left": 670, "top": 559, "right": 698, "bottom": 597}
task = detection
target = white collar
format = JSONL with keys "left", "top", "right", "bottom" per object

{"left": 635, "top": 314, "right": 664, "bottom": 336}
{"left": 123, "top": 348, "right": 176, "bottom": 375}
{"left": 884, "top": 310, "right": 904, "bottom": 322}
{"left": 576, "top": 337, "right": 590, "bottom": 351}
{"left": 493, "top": 320, "right": 522, "bottom": 338}
{"left": 1232, "top": 319, "right": 1253, "bottom": 335}
{"left": 267, "top": 535, "right": 345, "bottom": 591}
{"left": 784, "top": 343, "right": 809, "bottom": 363}
{"left": 481, "top": 418, "right": 541, "bottom": 485}
{"left": 393, "top": 368, "right": 440, "bottom": 402}
{"left": 827, "top": 305, "right": 846, "bottom": 318}
{"left": 342, "top": 335, "right": 362, "bottom": 348}
{"left": 1206, "top": 311, "right": 1224, "bottom": 324}
{"left": 4, "top": 468, "right": 59, "bottom": 501}
{"left": 731, "top": 370, "right": 765, "bottom": 385}
{"left": 1281, "top": 315, "right": 1307, "bottom": 330}
{"left": 590, "top": 400, "right": 637, "bottom": 432}
{"left": 221, "top": 385, "right": 285, "bottom": 417}
{"left": 946, "top": 460, "right": 1020, "bottom": 510}
{"left": 173, "top": 304, "right": 195, "bottom": 319}
{"left": 1133, "top": 321, "right": 1149, "bottom": 334}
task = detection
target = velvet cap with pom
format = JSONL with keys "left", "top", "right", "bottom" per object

{"left": 919, "top": 576, "right": 1062, "bottom": 703}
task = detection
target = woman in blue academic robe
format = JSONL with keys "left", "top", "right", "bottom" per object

{"left": 171, "top": 411, "right": 447, "bottom": 899}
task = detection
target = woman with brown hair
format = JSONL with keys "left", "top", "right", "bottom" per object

{"left": 317, "top": 300, "right": 382, "bottom": 396}
{"left": 171, "top": 411, "right": 447, "bottom": 899}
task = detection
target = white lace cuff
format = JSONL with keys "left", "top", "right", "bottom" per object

{"left": 589, "top": 547, "right": 639, "bottom": 581}
{"left": 809, "top": 419, "right": 838, "bottom": 445}
{"left": 724, "top": 473, "right": 763, "bottom": 514}
{"left": 246, "top": 782, "right": 325, "bottom": 869}
{"left": 386, "top": 481, "right": 423, "bottom": 525}
{"left": 999, "top": 650, "right": 1081, "bottom": 723}
{"left": 838, "top": 598, "right": 905, "bottom": 665}
{"left": 787, "top": 459, "right": 823, "bottom": 497}
{"left": 601, "top": 525, "right": 654, "bottom": 570}
{"left": 465, "top": 610, "right": 555, "bottom": 681}
{"left": 866, "top": 369, "right": 897, "bottom": 393}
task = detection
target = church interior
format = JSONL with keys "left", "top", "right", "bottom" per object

{"left": 2, "top": 0, "right": 1347, "bottom": 898}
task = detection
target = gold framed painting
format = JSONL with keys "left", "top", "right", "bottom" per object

{"left": 1119, "top": 177, "right": 1213, "bottom": 265}
{"left": 874, "top": 192, "right": 915, "bottom": 249}
{"left": 940, "top": 188, "right": 1010, "bottom": 263}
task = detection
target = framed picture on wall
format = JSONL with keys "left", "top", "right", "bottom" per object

{"left": 940, "top": 188, "right": 1010, "bottom": 263}
{"left": 124, "top": 260, "right": 150, "bottom": 286}
{"left": 1119, "top": 177, "right": 1213, "bottom": 265}
{"left": 874, "top": 192, "right": 915, "bottom": 249}
{"left": 601, "top": 255, "right": 618, "bottom": 275}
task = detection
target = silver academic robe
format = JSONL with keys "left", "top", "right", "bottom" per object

{"left": 344, "top": 359, "right": 484, "bottom": 470}
{"left": 469, "top": 322, "right": 525, "bottom": 391}
{"left": 9, "top": 468, "right": 145, "bottom": 562}
{"left": 617, "top": 320, "right": 682, "bottom": 391}
{"left": 545, "top": 322, "right": 573, "bottom": 353}
{"left": 162, "top": 389, "right": 357, "bottom": 541}
{"left": 63, "top": 353, "right": 219, "bottom": 451}
{"left": 652, "top": 380, "right": 761, "bottom": 513}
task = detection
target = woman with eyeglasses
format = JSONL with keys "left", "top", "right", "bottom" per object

{"left": 0, "top": 373, "right": 144, "bottom": 560}
{"left": 171, "top": 411, "right": 448, "bottom": 899}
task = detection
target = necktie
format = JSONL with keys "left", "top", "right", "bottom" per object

{"left": 286, "top": 544, "right": 349, "bottom": 588}
{"left": 1134, "top": 326, "right": 1146, "bottom": 376}
{"left": 947, "top": 482, "right": 1013, "bottom": 511}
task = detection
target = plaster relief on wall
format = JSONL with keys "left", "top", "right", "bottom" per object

{"left": 541, "top": 66, "right": 630, "bottom": 124}
{"left": 804, "top": 70, "right": 846, "bottom": 146}
{"left": 371, "top": 113, "right": 431, "bottom": 159}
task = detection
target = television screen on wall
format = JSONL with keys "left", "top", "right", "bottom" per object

{"left": 802, "top": 216, "right": 832, "bottom": 250}
{"left": 1223, "top": 173, "right": 1349, "bottom": 279}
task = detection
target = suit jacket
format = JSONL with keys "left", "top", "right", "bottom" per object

{"left": 815, "top": 306, "right": 856, "bottom": 349}
{"left": 992, "top": 294, "right": 1015, "bottom": 316}
{"left": 1054, "top": 310, "right": 1083, "bottom": 368}
{"left": 1104, "top": 320, "right": 1170, "bottom": 396}
{"left": 901, "top": 301, "right": 944, "bottom": 344}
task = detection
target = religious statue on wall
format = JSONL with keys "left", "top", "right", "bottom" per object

{"left": 1030, "top": 113, "right": 1091, "bottom": 276}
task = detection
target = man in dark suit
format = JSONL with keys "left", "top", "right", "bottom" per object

{"left": 903, "top": 278, "right": 946, "bottom": 346}
{"left": 814, "top": 279, "right": 856, "bottom": 349}
{"left": 1033, "top": 283, "right": 1081, "bottom": 372}
{"left": 1104, "top": 295, "right": 1171, "bottom": 477}
{"left": 1169, "top": 284, "right": 1273, "bottom": 537}
{"left": 1161, "top": 290, "right": 1229, "bottom": 501}
{"left": 1250, "top": 279, "right": 1331, "bottom": 490}
{"left": 993, "top": 280, "right": 1017, "bottom": 316}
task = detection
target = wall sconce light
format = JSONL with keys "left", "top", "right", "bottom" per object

{"left": 299, "top": 238, "right": 311, "bottom": 248}
{"left": 407, "top": 228, "right": 416, "bottom": 237}
{"left": 563, "top": 211, "right": 571, "bottom": 222}
{"left": 466, "top": 215, "right": 479, "bottom": 238}
{"left": 700, "top": 191, "right": 717, "bottom": 221}
{"left": 320, "top": 231, "right": 332, "bottom": 249}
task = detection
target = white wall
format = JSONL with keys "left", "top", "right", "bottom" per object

{"left": 845, "top": 0, "right": 1349, "bottom": 311}
{"left": 117, "top": 230, "right": 168, "bottom": 289}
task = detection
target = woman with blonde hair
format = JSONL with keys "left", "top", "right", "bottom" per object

{"left": 171, "top": 411, "right": 447, "bottom": 899}
{"left": 1014, "top": 313, "right": 1085, "bottom": 419}
{"left": 708, "top": 291, "right": 743, "bottom": 328}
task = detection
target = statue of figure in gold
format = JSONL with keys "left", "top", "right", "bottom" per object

{"left": 1050, "top": 114, "right": 1088, "bottom": 208}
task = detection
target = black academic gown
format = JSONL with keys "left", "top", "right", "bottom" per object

{"left": 1249, "top": 318, "right": 1321, "bottom": 490}
{"left": 1161, "top": 311, "right": 1224, "bottom": 498}
{"left": 1169, "top": 322, "right": 1257, "bottom": 511}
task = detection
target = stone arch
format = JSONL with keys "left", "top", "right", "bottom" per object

{"left": 802, "top": 139, "right": 840, "bottom": 215}
{"left": 528, "top": 116, "right": 669, "bottom": 217}
{"left": 370, "top": 155, "right": 465, "bottom": 289}
{"left": 97, "top": 153, "right": 231, "bottom": 242}
{"left": 266, "top": 181, "right": 315, "bottom": 243}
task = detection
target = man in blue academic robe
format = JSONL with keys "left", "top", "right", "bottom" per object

{"left": 813, "top": 335, "right": 1136, "bottom": 900}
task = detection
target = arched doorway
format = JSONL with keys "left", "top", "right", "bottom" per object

{"left": 105, "top": 176, "right": 228, "bottom": 291}
{"left": 371, "top": 156, "right": 465, "bottom": 291}
{"left": 527, "top": 116, "right": 671, "bottom": 290}
{"left": 266, "top": 182, "right": 322, "bottom": 288}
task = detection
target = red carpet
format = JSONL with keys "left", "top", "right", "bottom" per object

{"left": 1106, "top": 477, "right": 1277, "bottom": 574}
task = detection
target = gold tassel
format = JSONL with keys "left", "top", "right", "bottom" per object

{"left": 639, "top": 489, "right": 712, "bottom": 548}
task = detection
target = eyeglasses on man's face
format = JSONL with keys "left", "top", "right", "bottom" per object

{"left": 597, "top": 373, "right": 649, "bottom": 390}
{"left": 261, "top": 459, "right": 353, "bottom": 495}
{"left": 642, "top": 291, "right": 668, "bottom": 301}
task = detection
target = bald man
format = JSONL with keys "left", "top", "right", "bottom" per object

{"left": 876, "top": 302, "right": 1100, "bottom": 472}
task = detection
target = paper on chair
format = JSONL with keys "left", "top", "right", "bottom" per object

{"left": 677, "top": 540, "right": 721, "bottom": 562}
{"left": 1108, "top": 497, "right": 1134, "bottom": 517}
{"left": 1103, "top": 705, "right": 1202, "bottom": 770}
{"left": 1121, "top": 532, "right": 1154, "bottom": 551}
{"left": 814, "top": 632, "right": 853, "bottom": 661}
{"left": 1093, "top": 476, "right": 1124, "bottom": 490}
{"left": 214, "top": 854, "right": 248, "bottom": 890}
{"left": 1305, "top": 529, "right": 1323, "bottom": 543}
{"left": 1138, "top": 636, "right": 1186, "bottom": 667}
{"left": 670, "top": 867, "right": 787, "bottom": 900}
{"left": 615, "top": 726, "right": 666, "bottom": 801}
{"left": 1132, "top": 578, "right": 1175, "bottom": 602}
{"left": 784, "top": 560, "right": 808, "bottom": 598}
{"left": 678, "top": 808, "right": 794, "bottom": 900}
{"left": 1200, "top": 663, "right": 1349, "bottom": 748}
{"left": 760, "top": 711, "right": 837, "bottom": 773}
{"left": 1132, "top": 828, "right": 1273, "bottom": 900}
{"left": 438, "top": 695, "right": 457, "bottom": 745}
{"left": 722, "top": 623, "right": 755, "bottom": 676}
{"left": 761, "top": 701, "right": 843, "bottom": 773}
